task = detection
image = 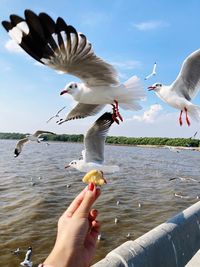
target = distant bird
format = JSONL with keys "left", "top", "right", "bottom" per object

{"left": 14, "top": 130, "right": 55, "bottom": 157}
{"left": 20, "top": 247, "right": 32, "bottom": 267}
{"left": 116, "top": 200, "right": 120, "bottom": 206}
{"left": 11, "top": 247, "right": 21, "bottom": 256}
{"left": 114, "top": 217, "right": 119, "bottom": 224}
{"left": 148, "top": 49, "right": 200, "bottom": 126}
{"left": 145, "top": 62, "right": 157, "bottom": 80}
{"left": 2, "top": 10, "right": 145, "bottom": 125}
{"left": 46, "top": 106, "right": 66, "bottom": 123}
{"left": 65, "top": 112, "right": 120, "bottom": 173}
{"left": 164, "top": 146, "right": 181, "bottom": 153}
{"left": 169, "top": 176, "right": 198, "bottom": 182}
{"left": 174, "top": 193, "right": 190, "bottom": 199}
{"left": 138, "top": 203, "right": 142, "bottom": 208}
{"left": 126, "top": 233, "right": 131, "bottom": 239}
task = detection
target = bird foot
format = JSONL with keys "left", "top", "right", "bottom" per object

{"left": 112, "top": 113, "right": 119, "bottom": 124}
{"left": 186, "top": 118, "right": 191, "bottom": 126}
{"left": 111, "top": 100, "right": 123, "bottom": 123}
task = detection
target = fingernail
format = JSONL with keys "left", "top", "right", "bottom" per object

{"left": 88, "top": 182, "right": 94, "bottom": 191}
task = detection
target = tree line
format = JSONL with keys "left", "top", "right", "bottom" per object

{"left": 0, "top": 132, "right": 199, "bottom": 147}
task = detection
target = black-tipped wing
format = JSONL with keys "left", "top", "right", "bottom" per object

{"left": 84, "top": 112, "right": 114, "bottom": 164}
{"left": 14, "top": 138, "right": 28, "bottom": 157}
{"left": 58, "top": 103, "right": 105, "bottom": 124}
{"left": 171, "top": 49, "right": 200, "bottom": 100}
{"left": 2, "top": 10, "right": 119, "bottom": 87}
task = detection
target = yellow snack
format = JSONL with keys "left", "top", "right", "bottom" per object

{"left": 82, "top": 170, "right": 107, "bottom": 186}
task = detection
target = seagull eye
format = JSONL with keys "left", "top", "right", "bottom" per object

{"left": 69, "top": 85, "right": 73, "bottom": 89}
{"left": 74, "top": 84, "right": 77, "bottom": 88}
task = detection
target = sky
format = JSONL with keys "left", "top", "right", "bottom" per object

{"left": 0, "top": 0, "right": 200, "bottom": 138}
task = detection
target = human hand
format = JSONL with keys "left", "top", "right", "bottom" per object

{"left": 43, "top": 182, "right": 101, "bottom": 267}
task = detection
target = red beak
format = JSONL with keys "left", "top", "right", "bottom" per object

{"left": 60, "top": 89, "right": 68, "bottom": 96}
{"left": 148, "top": 86, "right": 156, "bottom": 91}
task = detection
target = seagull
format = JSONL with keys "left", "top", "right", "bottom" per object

{"left": 11, "top": 248, "right": 21, "bottom": 256}
{"left": 114, "top": 217, "right": 119, "bottom": 224}
{"left": 145, "top": 62, "right": 157, "bottom": 80}
{"left": 169, "top": 176, "right": 198, "bottom": 182}
{"left": 20, "top": 247, "right": 32, "bottom": 267}
{"left": 148, "top": 49, "right": 200, "bottom": 126}
{"left": 174, "top": 193, "right": 190, "bottom": 199}
{"left": 14, "top": 130, "right": 55, "bottom": 157}
{"left": 2, "top": 10, "right": 145, "bottom": 124}
{"left": 46, "top": 106, "right": 66, "bottom": 123}
{"left": 164, "top": 146, "right": 181, "bottom": 153}
{"left": 65, "top": 112, "right": 120, "bottom": 173}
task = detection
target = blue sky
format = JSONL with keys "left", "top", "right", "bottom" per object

{"left": 0, "top": 0, "right": 200, "bottom": 138}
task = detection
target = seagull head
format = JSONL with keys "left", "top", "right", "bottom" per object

{"left": 148, "top": 83, "right": 162, "bottom": 91}
{"left": 65, "top": 159, "right": 79, "bottom": 169}
{"left": 60, "top": 82, "right": 79, "bottom": 96}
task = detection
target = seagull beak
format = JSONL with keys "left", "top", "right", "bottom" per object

{"left": 148, "top": 86, "right": 156, "bottom": 91}
{"left": 60, "top": 89, "right": 68, "bottom": 95}
{"left": 65, "top": 164, "right": 70, "bottom": 168}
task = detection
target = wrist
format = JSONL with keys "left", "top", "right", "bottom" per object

{"left": 43, "top": 246, "right": 75, "bottom": 267}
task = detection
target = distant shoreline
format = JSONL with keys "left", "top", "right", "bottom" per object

{"left": 1, "top": 132, "right": 199, "bottom": 151}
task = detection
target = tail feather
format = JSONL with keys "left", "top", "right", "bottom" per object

{"left": 118, "top": 75, "right": 145, "bottom": 111}
{"left": 188, "top": 105, "right": 200, "bottom": 122}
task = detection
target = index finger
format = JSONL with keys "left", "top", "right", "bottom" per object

{"left": 73, "top": 185, "right": 101, "bottom": 218}
{"left": 64, "top": 185, "right": 88, "bottom": 217}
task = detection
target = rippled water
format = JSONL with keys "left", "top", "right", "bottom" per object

{"left": 0, "top": 139, "right": 200, "bottom": 266}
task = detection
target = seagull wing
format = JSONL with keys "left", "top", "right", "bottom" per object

{"left": 56, "top": 106, "right": 66, "bottom": 115}
{"left": 84, "top": 112, "right": 114, "bottom": 164}
{"left": 171, "top": 49, "right": 200, "bottom": 100}
{"left": 14, "top": 138, "right": 28, "bottom": 157}
{"left": 58, "top": 103, "right": 105, "bottom": 124}
{"left": 46, "top": 115, "right": 56, "bottom": 123}
{"left": 33, "top": 130, "right": 55, "bottom": 137}
{"left": 2, "top": 10, "right": 119, "bottom": 87}
{"left": 152, "top": 62, "right": 157, "bottom": 74}
{"left": 144, "top": 73, "right": 153, "bottom": 80}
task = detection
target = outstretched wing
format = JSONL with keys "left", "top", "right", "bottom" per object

{"left": 58, "top": 103, "right": 105, "bottom": 124}
{"left": 34, "top": 130, "right": 55, "bottom": 137}
{"left": 2, "top": 10, "right": 119, "bottom": 87}
{"left": 84, "top": 112, "right": 114, "bottom": 164}
{"left": 14, "top": 138, "right": 28, "bottom": 157}
{"left": 171, "top": 49, "right": 200, "bottom": 100}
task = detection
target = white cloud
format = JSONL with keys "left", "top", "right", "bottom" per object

{"left": 133, "top": 20, "right": 169, "bottom": 31}
{"left": 132, "top": 104, "right": 163, "bottom": 123}
{"left": 4, "top": 39, "right": 24, "bottom": 54}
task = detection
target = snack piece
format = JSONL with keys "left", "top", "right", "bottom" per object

{"left": 82, "top": 170, "right": 107, "bottom": 186}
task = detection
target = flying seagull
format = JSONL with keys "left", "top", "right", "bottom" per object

{"left": 20, "top": 247, "right": 32, "bottom": 267}
{"left": 164, "top": 146, "right": 181, "bottom": 153}
{"left": 148, "top": 49, "right": 200, "bottom": 126}
{"left": 65, "top": 112, "right": 120, "bottom": 173}
{"left": 46, "top": 106, "right": 66, "bottom": 123}
{"left": 145, "top": 62, "right": 157, "bottom": 80}
{"left": 14, "top": 130, "right": 55, "bottom": 157}
{"left": 2, "top": 10, "right": 145, "bottom": 124}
